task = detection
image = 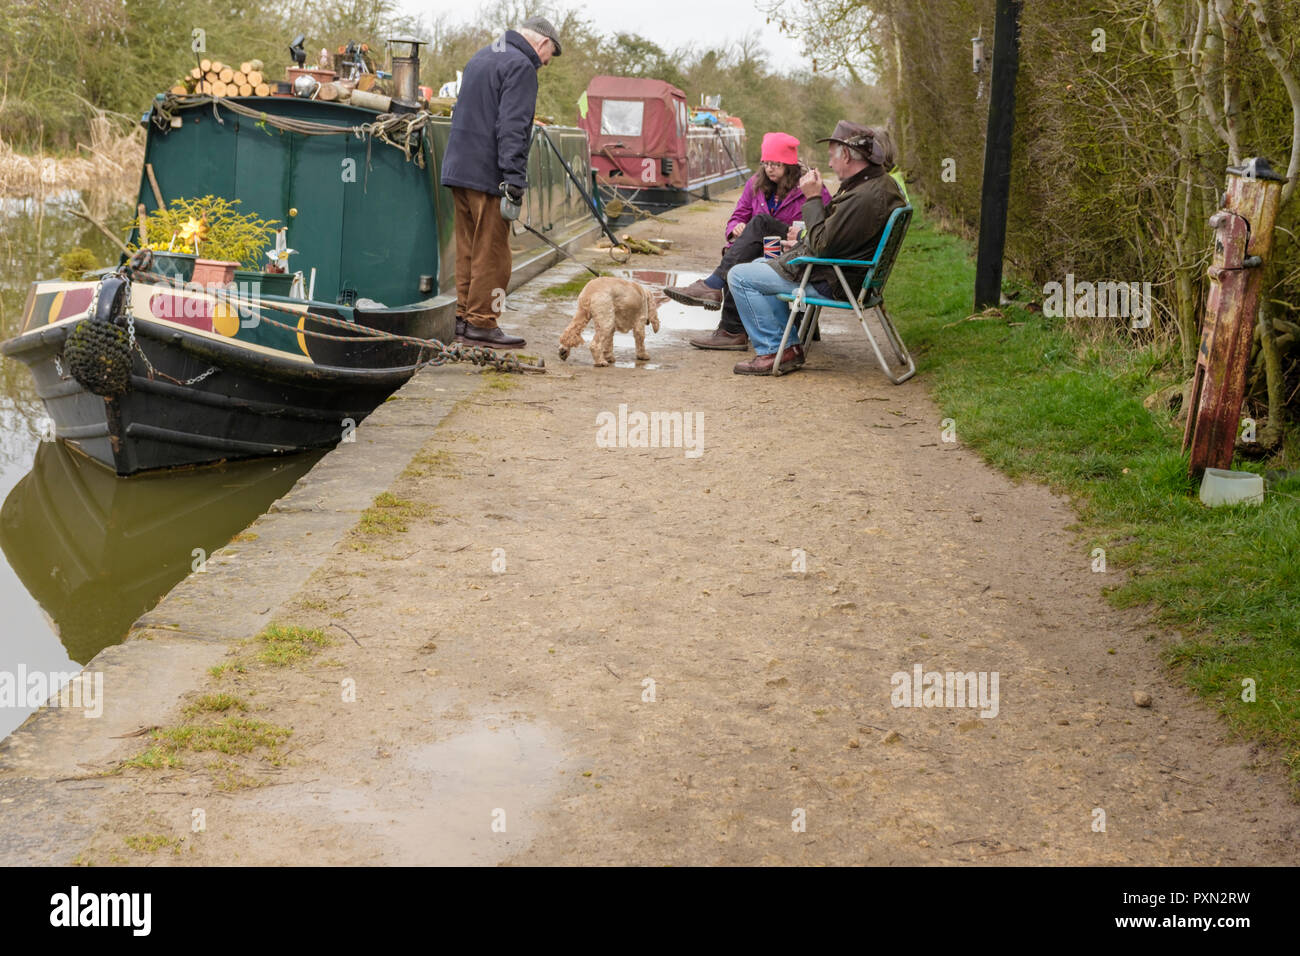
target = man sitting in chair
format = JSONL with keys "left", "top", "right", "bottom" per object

{"left": 728, "top": 121, "right": 906, "bottom": 375}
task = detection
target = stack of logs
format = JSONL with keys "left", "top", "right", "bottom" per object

{"left": 171, "top": 59, "right": 270, "bottom": 97}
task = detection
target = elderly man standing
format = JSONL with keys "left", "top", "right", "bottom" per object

{"left": 727, "top": 121, "right": 905, "bottom": 375}
{"left": 440, "top": 18, "right": 562, "bottom": 349}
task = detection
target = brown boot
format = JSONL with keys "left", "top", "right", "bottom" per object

{"left": 663, "top": 279, "right": 723, "bottom": 310}
{"left": 689, "top": 328, "right": 750, "bottom": 350}
{"left": 733, "top": 345, "right": 804, "bottom": 376}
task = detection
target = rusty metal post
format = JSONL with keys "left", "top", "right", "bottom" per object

{"left": 1183, "top": 157, "right": 1284, "bottom": 478}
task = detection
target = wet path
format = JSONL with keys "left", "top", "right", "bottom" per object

{"left": 20, "top": 198, "right": 1300, "bottom": 865}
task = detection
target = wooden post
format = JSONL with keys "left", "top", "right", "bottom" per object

{"left": 973, "top": 0, "right": 1022, "bottom": 310}
{"left": 145, "top": 163, "right": 165, "bottom": 210}
{"left": 1183, "top": 158, "right": 1285, "bottom": 477}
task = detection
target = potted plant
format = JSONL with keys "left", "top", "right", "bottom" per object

{"left": 131, "top": 196, "right": 287, "bottom": 292}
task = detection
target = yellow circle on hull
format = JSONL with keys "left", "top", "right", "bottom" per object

{"left": 213, "top": 301, "right": 239, "bottom": 337}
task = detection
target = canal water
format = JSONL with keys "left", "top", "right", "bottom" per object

{"left": 0, "top": 195, "right": 319, "bottom": 738}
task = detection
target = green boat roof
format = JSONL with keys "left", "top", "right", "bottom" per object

{"left": 138, "top": 96, "right": 441, "bottom": 309}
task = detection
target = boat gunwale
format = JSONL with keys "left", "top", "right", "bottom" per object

{"left": 2, "top": 313, "right": 440, "bottom": 388}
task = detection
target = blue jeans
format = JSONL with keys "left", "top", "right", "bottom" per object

{"left": 727, "top": 259, "right": 800, "bottom": 355}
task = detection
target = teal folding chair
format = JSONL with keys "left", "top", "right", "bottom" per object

{"left": 773, "top": 204, "right": 915, "bottom": 382}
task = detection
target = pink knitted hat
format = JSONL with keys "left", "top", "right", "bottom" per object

{"left": 760, "top": 132, "right": 800, "bottom": 165}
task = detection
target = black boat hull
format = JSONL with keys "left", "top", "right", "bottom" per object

{"left": 1, "top": 306, "right": 451, "bottom": 476}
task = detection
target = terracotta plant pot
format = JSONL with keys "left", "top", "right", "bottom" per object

{"left": 192, "top": 258, "right": 238, "bottom": 288}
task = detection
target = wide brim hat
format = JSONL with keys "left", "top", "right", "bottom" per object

{"left": 817, "top": 120, "right": 885, "bottom": 165}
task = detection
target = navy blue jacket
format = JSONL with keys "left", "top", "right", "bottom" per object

{"left": 440, "top": 31, "right": 541, "bottom": 196}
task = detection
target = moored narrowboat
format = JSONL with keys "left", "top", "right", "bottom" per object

{"left": 579, "top": 76, "right": 750, "bottom": 222}
{"left": 2, "top": 51, "right": 600, "bottom": 476}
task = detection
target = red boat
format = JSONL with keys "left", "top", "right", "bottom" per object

{"left": 579, "top": 76, "right": 750, "bottom": 222}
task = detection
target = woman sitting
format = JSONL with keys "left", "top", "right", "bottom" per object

{"left": 662, "top": 131, "right": 833, "bottom": 350}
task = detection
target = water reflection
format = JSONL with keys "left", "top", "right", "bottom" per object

{"left": 613, "top": 269, "right": 716, "bottom": 333}
{"left": 0, "top": 193, "right": 326, "bottom": 740}
{"left": 0, "top": 191, "right": 129, "bottom": 465}
{"left": 0, "top": 441, "right": 322, "bottom": 665}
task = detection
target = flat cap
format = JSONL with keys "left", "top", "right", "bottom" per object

{"left": 521, "top": 17, "right": 562, "bottom": 56}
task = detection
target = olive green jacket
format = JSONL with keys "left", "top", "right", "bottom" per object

{"left": 770, "top": 165, "right": 906, "bottom": 298}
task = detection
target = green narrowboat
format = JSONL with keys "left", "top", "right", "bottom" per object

{"left": 1, "top": 87, "right": 599, "bottom": 476}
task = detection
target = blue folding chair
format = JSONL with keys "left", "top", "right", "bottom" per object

{"left": 773, "top": 204, "right": 915, "bottom": 382}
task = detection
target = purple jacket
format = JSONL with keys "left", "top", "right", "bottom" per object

{"left": 725, "top": 171, "right": 834, "bottom": 240}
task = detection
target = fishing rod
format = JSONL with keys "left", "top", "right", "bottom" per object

{"left": 712, "top": 124, "right": 750, "bottom": 186}
{"left": 502, "top": 125, "right": 630, "bottom": 271}
{"left": 498, "top": 127, "right": 612, "bottom": 274}
{"left": 532, "top": 124, "right": 630, "bottom": 253}
{"left": 509, "top": 217, "right": 603, "bottom": 277}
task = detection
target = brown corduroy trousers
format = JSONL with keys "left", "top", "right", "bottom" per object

{"left": 451, "top": 186, "right": 512, "bottom": 329}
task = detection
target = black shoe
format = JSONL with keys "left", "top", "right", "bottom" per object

{"left": 455, "top": 315, "right": 467, "bottom": 340}
{"left": 461, "top": 324, "right": 526, "bottom": 349}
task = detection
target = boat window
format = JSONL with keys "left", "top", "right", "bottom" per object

{"left": 600, "top": 100, "right": 644, "bottom": 137}
{"left": 677, "top": 100, "right": 687, "bottom": 140}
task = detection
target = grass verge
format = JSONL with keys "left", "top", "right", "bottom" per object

{"left": 356, "top": 492, "right": 432, "bottom": 536}
{"left": 541, "top": 271, "right": 610, "bottom": 298}
{"left": 890, "top": 214, "right": 1300, "bottom": 789}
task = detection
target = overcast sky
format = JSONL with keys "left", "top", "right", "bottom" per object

{"left": 408, "top": 1, "right": 808, "bottom": 71}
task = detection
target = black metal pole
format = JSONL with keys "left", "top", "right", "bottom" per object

{"left": 974, "top": 0, "right": 1022, "bottom": 310}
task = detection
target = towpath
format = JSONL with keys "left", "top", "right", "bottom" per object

{"left": 28, "top": 193, "right": 1300, "bottom": 865}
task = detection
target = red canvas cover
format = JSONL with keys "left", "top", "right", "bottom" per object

{"left": 581, "top": 76, "right": 688, "bottom": 186}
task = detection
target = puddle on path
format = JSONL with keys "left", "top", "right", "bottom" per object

{"left": 249, "top": 715, "right": 565, "bottom": 865}
{"left": 614, "top": 269, "right": 716, "bottom": 333}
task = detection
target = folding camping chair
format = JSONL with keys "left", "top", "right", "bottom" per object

{"left": 773, "top": 204, "right": 915, "bottom": 383}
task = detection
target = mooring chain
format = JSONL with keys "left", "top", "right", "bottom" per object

{"left": 235, "top": 308, "right": 531, "bottom": 373}
{"left": 130, "top": 330, "right": 221, "bottom": 387}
